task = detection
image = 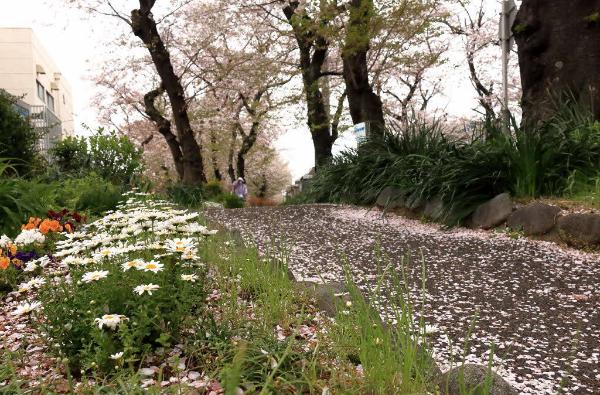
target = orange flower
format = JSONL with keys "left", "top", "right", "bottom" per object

{"left": 11, "top": 258, "right": 22, "bottom": 267}
{"left": 9, "top": 243, "right": 17, "bottom": 256}
{"left": 64, "top": 223, "right": 73, "bottom": 234}
{"left": 39, "top": 219, "right": 63, "bottom": 235}
{"left": 0, "top": 257, "right": 9, "bottom": 270}
{"left": 22, "top": 217, "right": 41, "bottom": 230}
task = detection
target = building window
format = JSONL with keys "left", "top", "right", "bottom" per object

{"left": 46, "top": 92, "right": 55, "bottom": 113}
{"left": 36, "top": 81, "right": 45, "bottom": 102}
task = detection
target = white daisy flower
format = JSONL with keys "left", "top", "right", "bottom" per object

{"left": 180, "top": 274, "right": 198, "bottom": 282}
{"left": 122, "top": 259, "right": 144, "bottom": 271}
{"left": 29, "top": 277, "right": 46, "bottom": 287}
{"left": 0, "top": 234, "right": 12, "bottom": 248}
{"left": 94, "top": 314, "right": 128, "bottom": 330}
{"left": 17, "top": 277, "right": 46, "bottom": 292}
{"left": 81, "top": 270, "right": 109, "bottom": 283}
{"left": 110, "top": 352, "right": 124, "bottom": 360}
{"left": 133, "top": 283, "right": 160, "bottom": 295}
{"left": 17, "top": 282, "right": 32, "bottom": 293}
{"left": 141, "top": 261, "right": 164, "bottom": 273}
{"left": 92, "top": 248, "right": 114, "bottom": 260}
{"left": 181, "top": 249, "right": 199, "bottom": 260}
{"left": 23, "top": 262, "right": 38, "bottom": 272}
{"left": 165, "top": 238, "right": 197, "bottom": 253}
{"left": 14, "top": 229, "right": 45, "bottom": 246}
{"left": 12, "top": 301, "right": 42, "bottom": 316}
{"left": 37, "top": 256, "right": 51, "bottom": 267}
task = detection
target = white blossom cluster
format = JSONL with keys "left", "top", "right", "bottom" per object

{"left": 11, "top": 191, "right": 218, "bottom": 329}
{"left": 13, "top": 229, "right": 45, "bottom": 246}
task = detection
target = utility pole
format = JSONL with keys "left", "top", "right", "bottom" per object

{"left": 500, "top": 0, "right": 517, "bottom": 135}
{"left": 320, "top": 0, "right": 331, "bottom": 122}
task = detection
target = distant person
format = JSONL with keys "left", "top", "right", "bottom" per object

{"left": 232, "top": 177, "right": 248, "bottom": 201}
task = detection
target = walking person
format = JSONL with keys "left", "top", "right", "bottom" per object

{"left": 232, "top": 177, "right": 248, "bottom": 201}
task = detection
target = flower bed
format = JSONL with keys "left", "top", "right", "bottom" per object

{"left": 0, "top": 209, "right": 84, "bottom": 296}
{"left": 1, "top": 192, "right": 449, "bottom": 393}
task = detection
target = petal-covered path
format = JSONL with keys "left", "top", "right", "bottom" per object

{"left": 205, "top": 204, "right": 600, "bottom": 395}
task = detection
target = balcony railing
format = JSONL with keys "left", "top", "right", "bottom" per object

{"left": 29, "top": 105, "right": 62, "bottom": 154}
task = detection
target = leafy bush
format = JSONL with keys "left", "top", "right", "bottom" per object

{"left": 49, "top": 174, "right": 124, "bottom": 217}
{"left": 220, "top": 193, "right": 245, "bottom": 209}
{"left": 166, "top": 183, "right": 204, "bottom": 208}
{"left": 48, "top": 136, "right": 88, "bottom": 175}
{"left": 0, "top": 91, "right": 42, "bottom": 175}
{"left": 88, "top": 129, "right": 143, "bottom": 184}
{"left": 0, "top": 160, "right": 58, "bottom": 236}
{"left": 203, "top": 180, "right": 223, "bottom": 200}
{"left": 49, "top": 129, "right": 143, "bottom": 185}
{"left": 306, "top": 104, "right": 600, "bottom": 225}
{"left": 73, "top": 177, "right": 123, "bottom": 216}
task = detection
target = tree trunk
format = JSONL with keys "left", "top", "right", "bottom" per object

{"left": 257, "top": 174, "right": 268, "bottom": 198}
{"left": 305, "top": 78, "right": 335, "bottom": 167}
{"left": 131, "top": 2, "right": 206, "bottom": 184}
{"left": 514, "top": 0, "right": 600, "bottom": 125}
{"left": 282, "top": 1, "right": 338, "bottom": 169}
{"left": 342, "top": 0, "right": 386, "bottom": 139}
{"left": 311, "top": 124, "right": 335, "bottom": 168}
{"left": 227, "top": 125, "right": 236, "bottom": 182}
{"left": 236, "top": 121, "right": 259, "bottom": 180}
{"left": 236, "top": 154, "right": 246, "bottom": 180}
{"left": 209, "top": 131, "right": 222, "bottom": 181}
{"left": 143, "top": 88, "right": 184, "bottom": 180}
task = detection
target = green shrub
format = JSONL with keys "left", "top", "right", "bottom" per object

{"left": 495, "top": 101, "right": 600, "bottom": 198}
{"left": 88, "top": 129, "right": 143, "bottom": 185}
{"left": 74, "top": 181, "right": 123, "bottom": 216}
{"left": 305, "top": 103, "right": 600, "bottom": 225}
{"left": 203, "top": 180, "right": 223, "bottom": 200}
{"left": 0, "top": 160, "right": 58, "bottom": 236}
{"left": 0, "top": 91, "right": 42, "bottom": 175}
{"left": 48, "top": 129, "right": 143, "bottom": 185}
{"left": 48, "top": 136, "right": 89, "bottom": 175}
{"left": 306, "top": 118, "right": 506, "bottom": 224}
{"left": 220, "top": 193, "right": 245, "bottom": 209}
{"left": 52, "top": 174, "right": 124, "bottom": 217}
{"left": 166, "top": 183, "right": 204, "bottom": 208}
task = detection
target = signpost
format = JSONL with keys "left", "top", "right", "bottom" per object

{"left": 353, "top": 121, "right": 370, "bottom": 141}
{"left": 499, "top": 0, "right": 517, "bottom": 135}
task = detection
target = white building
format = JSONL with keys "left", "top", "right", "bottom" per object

{"left": 0, "top": 27, "right": 74, "bottom": 151}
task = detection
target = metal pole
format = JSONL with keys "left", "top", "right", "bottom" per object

{"left": 501, "top": 0, "right": 510, "bottom": 135}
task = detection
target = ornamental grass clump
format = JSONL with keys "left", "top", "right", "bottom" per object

{"left": 33, "top": 192, "right": 218, "bottom": 375}
{"left": 305, "top": 101, "right": 600, "bottom": 225}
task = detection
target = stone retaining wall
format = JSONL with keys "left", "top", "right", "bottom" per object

{"left": 376, "top": 187, "right": 600, "bottom": 249}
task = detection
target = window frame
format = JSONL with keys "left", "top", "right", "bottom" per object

{"left": 36, "top": 80, "right": 46, "bottom": 103}
{"left": 46, "top": 92, "right": 55, "bottom": 113}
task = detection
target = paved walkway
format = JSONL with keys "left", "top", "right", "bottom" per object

{"left": 205, "top": 204, "right": 600, "bottom": 395}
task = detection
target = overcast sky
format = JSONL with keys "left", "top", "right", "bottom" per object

{"left": 1, "top": 0, "right": 508, "bottom": 181}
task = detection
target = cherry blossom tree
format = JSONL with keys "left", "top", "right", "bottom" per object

{"left": 67, "top": 0, "right": 208, "bottom": 184}
{"left": 83, "top": 0, "right": 295, "bottom": 193}
{"left": 445, "top": 0, "right": 522, "bottom": 127}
